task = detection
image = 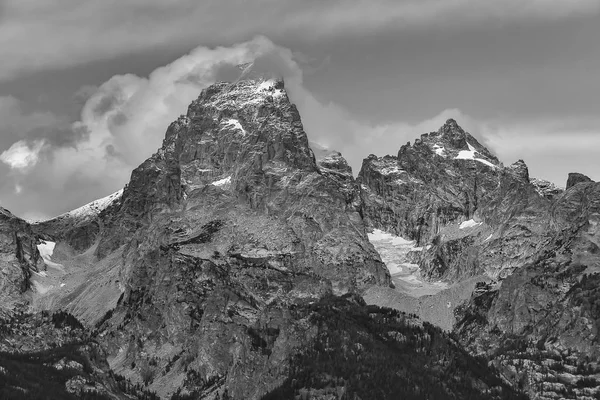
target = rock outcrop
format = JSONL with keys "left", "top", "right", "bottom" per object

{"left": 566, "top": 172, "right": 594, "bottom": 189}
{"left": 0, "top": 207, "right": 43, "bottom": 317}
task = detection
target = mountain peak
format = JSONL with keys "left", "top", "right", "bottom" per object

{"left": 508, "top": 159, "right": 530, "bottom": 182}
{"left": 566, "top": 172, "right": 594, "bottom": 189}
{"left": 440, "top": 118, "right": 460, "bottom": 131}
{"left": 436, "top": 118, "right": 472, "bottom": 150}
{"left": 400, "top": 119, "right": 499, "bottom": 166}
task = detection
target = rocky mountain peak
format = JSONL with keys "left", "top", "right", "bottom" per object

{"left": 508, "top": 159, "right": 530, "bottom": 182}
{"left": 397, "top": 119, "right": 499, "bottom": 168}
{"left": 566, "top": 171, "right": 594, "bottom": 189}
{"left": 437, "top": 117, "right": 466, "bottom": 143}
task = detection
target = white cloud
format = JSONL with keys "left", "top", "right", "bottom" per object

{"left": 0, "top": 140, "right": 46, "bottom": 171}
{"left": 0, "top": 0, "right": 598, "bottom": 81}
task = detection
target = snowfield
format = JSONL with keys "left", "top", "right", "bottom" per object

{"left": 212, "top": 176, "right": 232, "bottom": 187}
{"left": 222, "top": 119, "right": 246, "bottom": 135}
{"left": 459, "top": 219, "right": 482, "bottom": 229}
{"left": 41, "top": 189, "right": 123, "bottom": 223}
{"left": 455, "top": 142, "right": 496, "bottom": 168}
{"left": 432, "top": 144, "right": 446, "bottom": 156}
{"left": 367, "top": 229, "right": 448, "bottom": 296}
{"left": 36, "top": 240, "right": 64, "bottom": 271}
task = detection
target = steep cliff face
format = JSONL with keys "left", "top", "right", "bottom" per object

{"left": 0, "top": 207, "right": 43, "bottom": 317}
{"left": 358, "top": 119, "right": 502, "bottom": 247}
{"left": 358, "top": 119, "right": 550, "bottom": 283}
{"left": 65, "top": 76, "right": 395, "bottom": 398}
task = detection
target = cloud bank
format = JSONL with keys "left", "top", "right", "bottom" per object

{"left": 1, "top": 0, "right": 599, "bottom": 81}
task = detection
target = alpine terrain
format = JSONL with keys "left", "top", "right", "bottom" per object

{"left": 1, "top": 66, "right": 598, "bottom": 399}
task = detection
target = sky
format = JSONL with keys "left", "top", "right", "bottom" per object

{"left": 1, "top": 0, "right": 599, "bottom": 220}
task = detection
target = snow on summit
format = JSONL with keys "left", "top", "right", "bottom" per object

{"left": 455, "top": 142, "right": 496, "bottom": 168}
{"left": 41, "top": 189, "right": 123, "bottom": 223}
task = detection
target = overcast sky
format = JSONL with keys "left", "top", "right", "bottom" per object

{"left": 1, "top": 0, "right": 599, "bottom": 220}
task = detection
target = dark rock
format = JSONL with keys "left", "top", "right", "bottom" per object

{"left": 566, "top": 172, "right": 594, "bottom": 189}
{"left": 508, "top": 159, "right": 530, "bottom": 182}
{"left": 0, "top": 207, "right": 43, "bottom": 317}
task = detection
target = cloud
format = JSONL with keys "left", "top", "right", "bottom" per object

{"left": 1, "top": 0, "right": 599, "bottom": 81}
{"left": 0, "top": 140, "right": 46, "bottom": 171}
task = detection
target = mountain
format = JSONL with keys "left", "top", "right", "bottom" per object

{"left": 2, "top": 75, "right": 598, "bottom": 399}
{"left": 0, "top": 76, "right": 528, "bottom": 399}
{"left": 357, "top": 120, "right": 600, "bottom": 399}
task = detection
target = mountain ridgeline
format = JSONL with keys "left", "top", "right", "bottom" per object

{"left": 0, "top": 72, "right": 598, "bottom": 399}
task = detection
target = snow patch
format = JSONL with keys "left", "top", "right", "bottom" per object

{"left": 257, "top": 79, "right": 276, "bottom": 91}
{"left": 459, "top": 219, "right": 482, "bottom": 229}
{"left": 432, "top": 144, "right": 446, "bottom": 157}
{"left": 45, "top": 189, "right": 123, "bottom": 222}
{"left": 455, "top": 142, "right": 495, "bottom": 168}
{"left": 256, "top": 79, "right": 285, "bottom": 98}
{"left": 474, "top": 158, "right": 496, "bottom": 168}
{"left": 379, "top": 165, "right": 402, "bottom": 175}
{"left": 37, "top": 240, "right": 56, "bottom": 260}
{"left": 36, "top": 240, "right": 64, "bottom": 271}
{"left": 222, "top": 119, "right": 246, "bottom": 135}
{"left": 484, "top": 233, "right": 493, "bottom": 242}
{"left": 368, "top": 229, "right": 415, "bottom": 246}
{"left": 367, "top": 229, "right": 449, "bottom": 297}
{"left": 211, "top": 176, "right": 231, "bottom": 187}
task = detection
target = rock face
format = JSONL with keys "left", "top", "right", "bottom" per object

{"left": 358, "top": 119, "right": 549, "bottom": 283}
{"left": 0, "top": 207, "right": 43, "bottom": 317}
{"left": 358, "top": 120, "right": 600, "bottom": 399}
{"left": 566, "top": 172, "right": 594, "bottom": 189}
{"left": 358, "top": 119, "right": 501, "bottom": 247}
{"left": 56, "top": 76, "right": 395, "bottom": 398}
